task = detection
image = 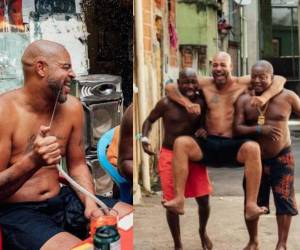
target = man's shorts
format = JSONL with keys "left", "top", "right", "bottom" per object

{"left": 258, "top": 147, "right": 298, "bottom": 216}
{"left": 0, "top": 186, "right": 117, "bottom": 250}
{"left": 195, "top": 135, "right": 249, "bottom": 167}
{"left": 158, "top": 147, "right": 212, "bottom": 201}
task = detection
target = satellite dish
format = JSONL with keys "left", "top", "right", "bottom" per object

{"left": 234, "top": 0, "right": 252, "bottom": 5}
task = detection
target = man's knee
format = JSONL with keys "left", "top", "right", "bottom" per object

{"left": 238, "top": 141, "right": 261, "bottom": 162}
{"left": 173, "top": 136, "right": 202, "bottom": 160}
{"left": 173, "top": 136, "right": 194, "bottom": 152}
{"left": 41, "top": 232, "right": 81, "bottom": 250}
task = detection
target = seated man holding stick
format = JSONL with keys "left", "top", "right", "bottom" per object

{"left": 0, "top": 40, "right": 131, "bottom": 250}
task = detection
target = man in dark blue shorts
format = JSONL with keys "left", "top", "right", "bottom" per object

{"left": 0, "top": 40, "right": 131, "bottom": 250}
{"left": 235, "top": 60, "right": 299, "bottom": 250}
{"left": 163, "top": 52, "right": 285, "bottom": 222}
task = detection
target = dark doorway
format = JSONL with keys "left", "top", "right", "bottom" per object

{"left": 82, "top": 0, "right": 133, "bottom": 107}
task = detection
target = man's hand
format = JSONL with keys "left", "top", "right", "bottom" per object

{"left": 185, "top": 103, "right": 201, "bottom": 115}
{"left": 194, "top": 128, "right": 207, "bottom": 138}
{"left": 84, "top": 205, "right": 105, "bottom": 219}
{"left": 31, "top": 125, "right": 61, "bottom": 166}
{"left": 141, "top": 140, "right": 155, "bottom": 156}
{"left": 260, "top": 125, "right": 282, "bottom": 141}
{"left": 250, "top": 96, "right": 267, "bottom": 107}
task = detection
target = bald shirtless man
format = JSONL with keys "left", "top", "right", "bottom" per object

{"left": 163, "top": 52, "right": 285, "bottom": 222}
{"left": 235, "top": 60, "right": 299, "bottom": 250}
{"left": 0, "top": 40, "right": 129, "bottom": 250}
{"left": 142, "top": 68, "right": 212, "bottom": 250}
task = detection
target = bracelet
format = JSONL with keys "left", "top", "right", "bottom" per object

{"left": 256, "top": 125, "right": 262, "bottom": 134}
{"left": 141, "top": 136, "right": 150, "bottom": 144}
{"left": 135, "top": 133, "right": 142, "bottom": 140}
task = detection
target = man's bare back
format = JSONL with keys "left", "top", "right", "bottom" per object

{"left": 0, "top": 89, "right": 81, "bottom": 203}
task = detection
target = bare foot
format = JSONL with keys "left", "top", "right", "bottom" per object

{"left": 243, "top": 241, "right": 259, "bottom": 250}
{"left": 200, "top": 233, "right": 213, "bottom": 250}
{"left": 275, "top": 242, "right": 286, "bottom": 250}
{"left": 162, "top": 198, "right": 185, "bottom": 215}
{"left": 245, "top": 204, "right": 268, "bottom": 221}
{"left": 174, "top": 247, "right": 183, "bottom": 250}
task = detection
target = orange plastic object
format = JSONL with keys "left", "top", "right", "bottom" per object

{"left": 90, "top": 213, "right": 118, "bottom": 237}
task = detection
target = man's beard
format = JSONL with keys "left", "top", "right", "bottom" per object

{"left": 213, "top": 72, "right": 229, "bottom": 89}
{"left": 48, "top": 79, "right": 67, "bottom": 103}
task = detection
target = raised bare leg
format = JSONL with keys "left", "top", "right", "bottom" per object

{"left": 166, "top": 210, "right": 183, "bottom": 250}
{"left": 163, "top": 136, "right": 202, "bottom": 214}
{"left": 275, "top": 215, "right": 292, "bottom": 250}
{"left": 237, "top": 141, "right": 268, "bottom": 220}
{"left": 196, "top": 195, "right": 212, "bottom": 250}
{"left": 41, "top": 232, "right": 81, "bottom": 250}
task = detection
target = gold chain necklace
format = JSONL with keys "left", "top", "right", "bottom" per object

{"left": 257, "top": 102, "right": 269, "bottom": 125}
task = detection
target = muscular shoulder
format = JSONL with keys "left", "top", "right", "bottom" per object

{"left": 156, "top": 97, "right": 172, "bottom": 109}
{"left": 62, "top": 95, "right": 83, "bottom": 113}
{"left": 0, "top": 90, "right": 20, "bottom": 118}
{"left": 236, "top": 92, "right": 251, "bottom": 105}
{"left": 0, "top": 90, "right": 20, "bottom": 134}
{"left": 59, "top": 95, "right": 84, "bottom": 126}
{"left": 279, "top": 89, "right": 299, "bottom": 103}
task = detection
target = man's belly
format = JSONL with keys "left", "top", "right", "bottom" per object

{"left": 259, "top": 139, "right": 291, "bottom": 160}
{"left": 3, "top": 167, "right": 61, "bottom": 203}
{"left": 206, "top": 123, "right": 233, "bottom": 138}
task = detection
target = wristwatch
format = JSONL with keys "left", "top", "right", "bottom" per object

{"left": 141, "top": 136, "right": 150, "bottom": 144}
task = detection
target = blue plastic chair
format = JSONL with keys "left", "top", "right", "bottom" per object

{"left": 97, "top": 127, "right": 132, "bottom": 204}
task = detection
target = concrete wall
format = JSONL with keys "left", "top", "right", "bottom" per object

{"left": 245, "top": 0, "right": 259, "bottom": 72}
{"left": 176, "top": 2, "right": 218, "bottom": 75}
{"left": 134, "top": 0, "right": 180, "bottom": 199}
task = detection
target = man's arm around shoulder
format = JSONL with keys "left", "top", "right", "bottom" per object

{"left": 165, "top": 83, "right": 200, "bottom": 114}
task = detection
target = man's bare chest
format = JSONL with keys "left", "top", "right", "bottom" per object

{"left": 203, "top": 87, "right": 244, "bottom": 109}
{"left": 245, "top": 99, "right": 291, "bottom": 123}
{"left": 12, "top": 115, "right": 72, "bottom": 157}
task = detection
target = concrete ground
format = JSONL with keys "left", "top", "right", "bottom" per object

{"left": 134, "top": 194, "right": 300, "bottom": 250}
{"left": 134, "top": 138, "right": 300, "bottom": 250}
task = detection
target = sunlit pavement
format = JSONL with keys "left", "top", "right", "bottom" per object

{"left": 134, "top": 138, "right": 300, "bottom": 250}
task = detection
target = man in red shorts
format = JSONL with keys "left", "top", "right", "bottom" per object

{"left": 141, "top": 68, "right": 212, "bottom": 250}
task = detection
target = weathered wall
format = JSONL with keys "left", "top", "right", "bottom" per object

{"left": 176, "top": 2, "right": 218, "bottom": 75}
{"left": 245, "top": 0, "right": 259, "bottom": 72}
